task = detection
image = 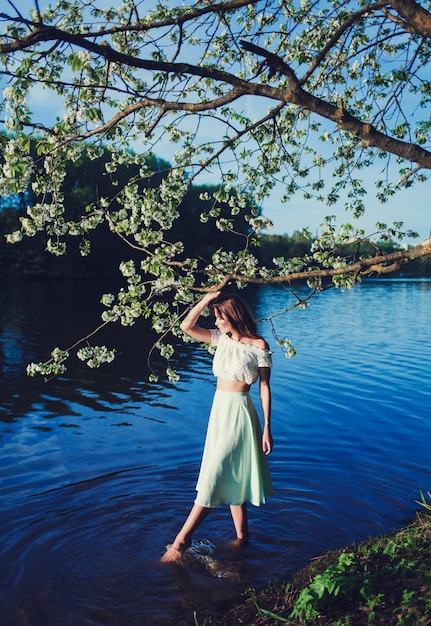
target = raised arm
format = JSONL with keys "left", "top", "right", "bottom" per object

{"left": 179, "top": 291, "right": 221, "bottom": 343}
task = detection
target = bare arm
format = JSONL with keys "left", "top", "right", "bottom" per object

{"left": 259, "top": 366, "right": 273, "bottom": 455}
{"left": 179, "top": 291, "right": 221, "bottom": 343}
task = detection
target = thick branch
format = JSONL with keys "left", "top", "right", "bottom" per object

{"left": 0, "top": 3, "right": 257, "bottom": 69}
{"left": 0, "top": 0, "right": 256, "bottom": 49}
{"left": 387, "top": 0, "right": 431, "bottom": 36}
{"left": 300, "top": 94, "right": 431, "bottom": 169}
{"left": 239, "top": 40, "right": 431, "bottom": 170}
{"left": 3, "top": 1, "right": 431, "bottom": 171}
{"left": 219, "top": 242, "right": 431, "bottom": 285}
{"left": 0, "top": 22, "right": 254, "bottom": 98}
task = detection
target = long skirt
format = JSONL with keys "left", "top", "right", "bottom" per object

{"left": 194, "top": 390, "right": 273, "bottom": 508}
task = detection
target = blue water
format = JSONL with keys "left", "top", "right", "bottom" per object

{"left": 0, "top": 278, "right": 430, "bottom": 625}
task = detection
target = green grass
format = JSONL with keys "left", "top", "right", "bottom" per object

{"left": 204, "top": 504, "right": 431, "bottom": 626}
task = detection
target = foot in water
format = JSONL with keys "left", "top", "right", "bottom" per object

{"left": 230, "top": 536, "right": 250, "bottom": 550}
{"left": 161, "top": 538, "right": 191, "bottom": 563}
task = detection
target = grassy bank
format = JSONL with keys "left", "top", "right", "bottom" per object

{"left": 209, "top": 506, "right": 431, "bottom": 625}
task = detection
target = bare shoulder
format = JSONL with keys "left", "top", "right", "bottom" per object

{"left": 250, "top": 337, "right": 269, "bottom": 351}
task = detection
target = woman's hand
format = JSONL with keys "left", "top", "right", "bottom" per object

{"left": 201, "top": 289, "right": 221, "bottom": 305}
{"left": 262, "top": 425, "right": 273, "bottom": 455}
{"left": 180, "top": 289, "right": 221, "bottom": 340}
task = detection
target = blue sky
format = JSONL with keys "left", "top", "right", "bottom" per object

{"left": 2, "top": 0, "right": 430, "bottom": 242}
{"left": 19, "top": 62, "right": 431, "bottom": 243}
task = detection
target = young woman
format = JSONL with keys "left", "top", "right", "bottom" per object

{"left": 161, "top": 290, "right": 273, "bottom": 562}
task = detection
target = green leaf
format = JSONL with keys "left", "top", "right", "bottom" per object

{"left": 68, "top": 52, "right": 84, "bottom": 73}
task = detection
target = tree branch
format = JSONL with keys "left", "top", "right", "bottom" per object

{"left": 0, "top": 0, "right": 257, "bottom": 54}
{"left": 4, "top": 4, "right": 431, "bottom": 171}
{"left": 73, "top": 90, "right": 244, "bottom": 142}
{"left": 300, "top": 1, "right": 389, "bottom": 85}
{"left": 387, "top": 0, "right": 431, "bottom": 36}
{"left": 215, "top": 242, "right": 431, "bottom": 285}
{"left": 239, "top": 40, "right": 431, "bottom": 170}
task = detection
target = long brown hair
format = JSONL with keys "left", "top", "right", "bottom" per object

{"left": 210, "top": 293, "right": 260, "bottom": 338}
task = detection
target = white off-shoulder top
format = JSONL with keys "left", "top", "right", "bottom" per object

{"left": 210, "top": 328, "right": 272, "bottom": 385}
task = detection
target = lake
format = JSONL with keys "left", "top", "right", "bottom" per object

{"left": 1, "top": 278, "right": 430, "bottom": 625}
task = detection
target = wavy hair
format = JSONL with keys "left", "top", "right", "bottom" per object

{"left": 210, "top": 293, "right": 259, "bottom": 339}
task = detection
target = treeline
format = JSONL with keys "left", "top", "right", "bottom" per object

{"left": 0, "top": 184, "right": 248, "bottom": 279}
{"left": 0, "top": 145, "right": 251, "bottom": 278}
{"left": 0, "top": 141, "right": 429, "bottom": 278}
{"left": 258, "top": 234, "right": 431, "bottom": 278}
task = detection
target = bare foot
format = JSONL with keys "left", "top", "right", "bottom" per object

{"left": 161, "top": 538, "right": 191, "bottom": 563}
{"left": 230, "top": 536, "right": 250, "bottom": 550}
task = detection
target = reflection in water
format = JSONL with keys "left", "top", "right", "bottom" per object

{"left": 1, "top": 278, "right": 431, "bottom": 625}
{"left": 0, "top": 278, "right": 198, "bottom": 422}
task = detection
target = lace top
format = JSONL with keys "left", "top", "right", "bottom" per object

{"left": 210, "top": 329, "right": 272, "bottom": 385}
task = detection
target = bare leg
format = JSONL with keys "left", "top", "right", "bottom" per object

{"left": 230, "top": 502, "right": 250, "bottom": 544}
{"left": 161, "top": 503, "right": 210, "bottom": 562}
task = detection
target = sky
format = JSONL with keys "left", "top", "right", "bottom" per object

{"left": 21, "top": 76, "right": 431, "bottom": 244}
{"left": 2, "top": 0, "right": 431, "bottom": 243}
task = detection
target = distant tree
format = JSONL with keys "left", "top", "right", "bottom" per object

{"left": 1, "top": 0, "right": 430, "bottom": 379}
{"left": 0, "top": 141, "right": 253, "bottom": 277}
{"left": 257, "top": 232, "right": 311, "bottom": 268}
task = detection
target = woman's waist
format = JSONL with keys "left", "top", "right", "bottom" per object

{"left": 216, "top": 377, "right": 251, "bottom": 393}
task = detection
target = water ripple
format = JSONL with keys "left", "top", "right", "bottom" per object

{"left": 1, "top": 279, "right": 431, "bottom": 624}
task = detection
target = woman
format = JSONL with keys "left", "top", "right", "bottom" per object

{"left": 161, "top": 290, "right": 273, "bottom": 562}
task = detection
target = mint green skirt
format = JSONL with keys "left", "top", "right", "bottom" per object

{"left": 195, "top": 390, "right": 273, "bottom": 508}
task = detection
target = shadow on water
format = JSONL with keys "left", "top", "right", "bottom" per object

{"left": 1, "top": 278, "right": 431, "bottom": 624}
{"left": 0, "top": 278, "right": 206, "bottom": 423}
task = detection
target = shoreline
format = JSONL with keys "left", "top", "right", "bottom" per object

{"left": 209, "top": 510, "right": 431, "bottom": 625}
